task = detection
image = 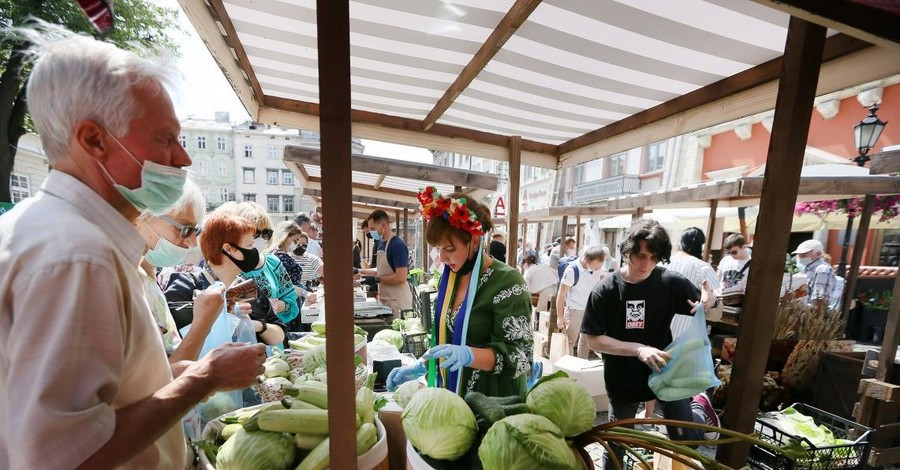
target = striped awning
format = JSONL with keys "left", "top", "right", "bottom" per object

{"left": 183, "top": 0, "right": 900, "bottom": 169}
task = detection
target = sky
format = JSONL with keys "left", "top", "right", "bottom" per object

{"left": 150, "top": 0, "right": 434, "bottom": 164}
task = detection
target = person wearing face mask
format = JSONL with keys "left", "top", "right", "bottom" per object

{"left": 792, "top": 239, "right": 842, "bottom": 308}
{"left": 716, "top": 233, "right": 752, "bottom": 294}
{"left": 385, "top": 188, "right": 534, "bottom": 399}
{"left": 0, "top": 26, "right": 265, "bottom": 469}
{"left": 555, "top": 245, "right": 608, "bottom": 359}
{"left": 548, "top": 237, "right": 577, "bottom": 272}
{"left": 265, "top": 221, "right": 313, "bottom": 313}
{"left": 293, "top": 213, "right": 323, "bottom": 258}
{"left": 136, "top": 179, "right": 227, "bottom": 361}
{"left": 358, "top": 209, "right": 413, "bottom": 314}
{"left": 212, "top": 202, "right": 299, "bottom": 326}
{"left": 293, "top": 233, "right": 325, "bottom": 288}
{"left": 200, "top": 213, "right": 289, "bottom": 345}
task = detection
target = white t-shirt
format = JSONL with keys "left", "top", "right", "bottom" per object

{"left": 560, "top": 258, "right": 606, "bottom": 310}
{"left": 305, "top": 237, "right": 322, "bottom": 258}
{"left": 524, "top": 263, "right": 558, "bottom": 294}
{"left": 718, "top": 255, "right": 751, "bottom": 292}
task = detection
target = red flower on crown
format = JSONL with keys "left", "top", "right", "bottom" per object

{"left": 417, "top": 186, "right": 485, "bottom": 237}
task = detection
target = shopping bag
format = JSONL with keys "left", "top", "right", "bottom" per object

{"left": 648, "top": 305, "right": 721, "bottom": 401}
{"left": 231, "top": 310, "right": 257, "bottom": 344}
{"left": 549, "top": 332, "right": 570, "bottom": 364}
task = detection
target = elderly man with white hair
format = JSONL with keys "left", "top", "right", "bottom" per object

{"left": 0, "top": 24, "right": 264, "bottom": 469}
{"left": 793, "top": 239, "right": 842, "bottom": 308}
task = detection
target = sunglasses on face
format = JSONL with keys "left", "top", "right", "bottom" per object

{"left": 157, "top": 215, "right": 202, "bottom": 239}
{"left": 254, "top": 229, "right": 274, "bottom": 240}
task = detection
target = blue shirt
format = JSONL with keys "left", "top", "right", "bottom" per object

{"left": 385, "top": 236, "right": 409, "bottom": 272}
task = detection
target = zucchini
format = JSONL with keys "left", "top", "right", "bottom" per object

{"left": 296, "top": 384, "right": 328, "bottom": 409}
{"left": 294, "top": 433, "right": 327, "bottom": 450}
{"left": 295, "top": 436, "right": 330, "bottom": 470}
{"left": 356, "top": 422, "right": 377, "bottom": 456}
{"left": 258, "top": 409, "right": 329, "bottom": 435}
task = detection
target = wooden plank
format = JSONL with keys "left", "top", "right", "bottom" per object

{"left": 403, "top": 209, "right": 409, "bottom": 245}
{"left": 874, "top": 423, "right": 900, "bottom": 447}
{"left": 204, "top": 1, "right": 265, "bottom": 113}
{"left": 306, "top": 176, "right": 419, "bottom": 199}
{"left": 561, "top": 215, "right": 569, "bottom": 241}
{"left": 606, "top": 180, "right": 743, "bottom": 211}
{"left": 422, "top": 0, "right": 542, "bottom": 131}
{"left": 372, "top": 174, "right": 386, "bottom": 190}
{"left": 575, "top": 216, "right": 582, "bottom": 252}
{"left": 265, "top": 96, "right": 557, "bottom": 158}
{"left": 877, "top": 261, "right": 900, "bottom": 383}
{"left": 284, "top": 145, "right": 499, "bottom": 190}
{"left": 870, "top": 149, "right": 900, "bottom": 175}
{"left": 860, "top": 379, "right": 900, "bottom": 403}
{"left": 507, "top": 136, "right": 522, "bottom": 266}
{"left": 738, "top": 207, "right": 748, "bottom": 240}
{"left": 842, "top": 195, "right": 874, "bottom": 320}
{"left": 717, "top": 18, "right": 827, "bottom": 468}
{"left": 317, "top": 0, "right": 356, "bottom": 465}
{"left": 869, "top": 447, "right": 900, "bottom": 467}
{"left": 741, "top": 176, "right": 900, "bottom": 196}
{"left": 520, "top": 220, "right": 528, "bottom": 267}
{"left": 705, "top": 200, "right": 719, "bottom": 262}
{"left": 557, "top": 34, "right": 868, "bottom": 156}
{"left": 303, "top": 188, "right": 419, "bottom": 210}
{"left": 421, "top": 218, "right": 428, "bottom": 271}
{"left": 750, "top": 0, "right": 900, "bottom": 51}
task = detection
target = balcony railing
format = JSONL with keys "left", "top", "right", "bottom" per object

{"left": 572, "top": 174, "right": 640, "bottom": 204}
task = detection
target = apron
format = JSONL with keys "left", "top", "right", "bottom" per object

{"left": 376, "top": 240, "right": 413, "bottom": 313}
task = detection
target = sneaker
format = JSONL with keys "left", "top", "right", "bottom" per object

{"left": 691, "top": 392, "right": 720, "bottom": 440}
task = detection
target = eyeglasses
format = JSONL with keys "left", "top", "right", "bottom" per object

{"left": 254, "top": 229, "right": 274, "bottom": 240}
{"left": 157, "top": 215, "right": 202, "bottom": 239}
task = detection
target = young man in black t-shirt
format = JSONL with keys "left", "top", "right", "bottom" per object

{"left": 581, "top": 219, "right": 718, "bottom": 468}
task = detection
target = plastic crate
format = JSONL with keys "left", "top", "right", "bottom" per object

{"left": 747, "top": 403, "right": 872, "bottom": 470}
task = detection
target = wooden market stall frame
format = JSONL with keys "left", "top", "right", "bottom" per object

{"left": 176, "top": 0, "right": 900, "bottom": 466}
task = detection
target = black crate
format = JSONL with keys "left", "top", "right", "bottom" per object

{"left": 747, "top": 403, "right": 872, "bottom": 470}
{"left": 403, "top": 332, "right": 430, "bottom": 358}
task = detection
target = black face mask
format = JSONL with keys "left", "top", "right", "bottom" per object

{"left": 222, "top": 245, "right": 260, "bottom": 273}
{"left": 455, "top": 244, "right": 480, "bottom": 275}
{"left": 293, "top": 244, "right": 308, "bottom": 257}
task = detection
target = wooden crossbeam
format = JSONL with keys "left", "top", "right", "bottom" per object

{"left": 859, "top": 378, "right": 900, "bottom": 402}
{"left": 303, "top": 187, "right": 419, "bottom": 210}
{"left": 284, "top": 145, "right": 499, "bottom": 190}
{"left": 871, "top": 149, "right": 900, "bottom": 175}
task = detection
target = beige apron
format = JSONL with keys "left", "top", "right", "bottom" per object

{"left": 376, "top": 241, "right": 413, "bottom": 313}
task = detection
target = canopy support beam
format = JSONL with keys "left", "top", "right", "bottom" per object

{"left": 841, "top": 195, "right": 874, "bottom": 321}
{"left": 718, "top": 17, "right": 826, "bottom": 467}
{"left": 421, "top": 0, "right": 543, "bottom": 131}
{"left": 705, "top": 200, "right": 719, "bottom": 262}
{"left": 507, "top": 136, "right": 522, "bottom": 266}
{"left": 317, "top": 0, "right": 356, "bottom": 464}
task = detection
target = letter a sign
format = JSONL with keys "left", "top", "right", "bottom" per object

{"left": 494, "top": 196, "right": 506, "bottom": 218}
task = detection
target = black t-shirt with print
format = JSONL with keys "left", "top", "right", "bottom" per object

{"left": 581, "top": 267, "right": 700, "bottom": 402}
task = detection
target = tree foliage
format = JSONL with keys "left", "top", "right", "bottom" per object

{"left": 0, "top": 0, "right": 182, "bottom": 202}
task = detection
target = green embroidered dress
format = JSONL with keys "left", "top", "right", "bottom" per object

{"left": 445, "top": 260, "right": 533, "bottom": 399}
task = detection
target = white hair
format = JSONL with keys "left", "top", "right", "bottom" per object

{"left": 16, "top": 20, "right": 176, "bottom": 163}
{"left": 138, "top": 178, "right": 206, "bottom": 223}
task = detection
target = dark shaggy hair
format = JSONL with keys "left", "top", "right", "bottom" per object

{"left": 619, "top": 218, "right": 672, "bottom": 263}
{"left": 680, "top": 227, "right": 706, "bottom": 259}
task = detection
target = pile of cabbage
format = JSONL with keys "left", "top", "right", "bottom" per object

{"left": 400, "top": 371, "right": 596, "bottom": 469}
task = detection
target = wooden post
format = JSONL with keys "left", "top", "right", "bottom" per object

{"left": 633, "top": 207, "right": 645, "bottom": 221}
{"left": 738, "top": 206, "right": 748, "bottom": 240}
{"left": 705, "top": 200, "right": 719, "bottom": 262}
{"left": 841, "top": 195, "right": 874, "bottom": 321}
{"left": 403, "top": 208, "right": 409, "bottom": 244}
{"left": 561, "top": 215, "right": 569, "bottom": 241}
{"left": 520, "top": 220, "right": 529, "bottom": 268}
{"left": 316, "top": 0, "right": 357, "bottom": 464}
{"left": 877, "top": 265, "right": 900, "bottom": 383}
{"left": 717, "top": 17, "right": 826, "bottom": 468}
{"left": 507, "top": 136, "right": 522, "bottom": 266}
{"left": 575, "top": 216, "right": 582, "bottom": 253}
{"left": 535, "top": 222, "right": 543, "bottom": 255}
{"left": 454, "top": 185, "right": 462, "bottom": 193}
{"left": 421, "top": 217, "right": 428, "bottom": 271}
{"left": 394, "top": 209, "right": 401, "bottom": 235}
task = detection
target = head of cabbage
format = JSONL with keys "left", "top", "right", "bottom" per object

{"left": 215, "top": 428, "right": 295, "bottom": 470}
{"left": 394, "top": 379, "right": 426, "bottom": 408}
{"left": 478, "top": 414, "right": 580, "bottom": 470}
{"left": 373, "top": 329, "right": 404, "bottom": 350}
{"left": 526, "top": 371, "right": 595, "bottom": 437}
{"left": 402, "top": 387, "right": 477, "bottom": 461}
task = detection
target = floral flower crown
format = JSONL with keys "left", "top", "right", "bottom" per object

{"left": 417, "top": 186, "right": 485, "bottom": 237}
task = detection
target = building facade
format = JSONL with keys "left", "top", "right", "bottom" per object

{"left": 8, "top": 133, "right": 50, "bottom": 204}
{"left": 179, "top": 112, "right": 236, "bottom": 210}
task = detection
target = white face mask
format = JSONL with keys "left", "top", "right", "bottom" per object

{"left": 253, "top": 238, "right": 268, "bottom": 251}
{"left": 288, "top": 241, "right": 298, "bottom": 252}
{"left": 796, "top": 256, "right": 812, "bottom": 268}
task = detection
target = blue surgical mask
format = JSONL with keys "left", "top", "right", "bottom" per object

{"left": 147, "top": 236, "right": 190, "bottom": 267}
{"left": 144, "top": 221, "right": 191, "bottom": 267}
{"left": 97, "top": 130, "right": 187, "bottom": 213}
{"left": 370, "top": 230, "right": 382, "bottom": 242}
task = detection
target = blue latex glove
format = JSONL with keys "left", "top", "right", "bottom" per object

{"left": 424, "top": 344, "right": 474, "bottom": 372}
{"left": 527, "top": 361, "right": 543, "bottom": 390}
{"left": 386, "top": 361, "right": 426, "bottom": 392}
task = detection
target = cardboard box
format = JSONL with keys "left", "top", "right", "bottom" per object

{"left": 538, "top": 311, "right": 551, "bottom": 338}
{"left": 378, "top": 403, "right": 407, "bottom": 470}
{"left": 552, "top": 355, "right": 609, "bottom": 412}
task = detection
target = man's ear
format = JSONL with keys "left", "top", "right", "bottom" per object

{"left": 74, "top": 120, "right": 109, "bottom": 160}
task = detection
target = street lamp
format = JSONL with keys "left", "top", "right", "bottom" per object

{"left": 852, "top": 104, "right": 887, "bottom": 166}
